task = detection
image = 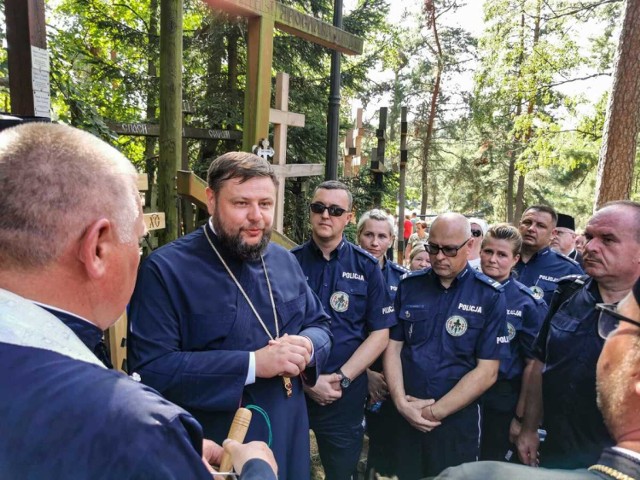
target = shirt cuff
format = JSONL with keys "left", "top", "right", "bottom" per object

{"left": 245, "top": 352, "right": 256, "bottom": 385}
{"left": 303, "top": 335, "right": 315, "bottom": 366}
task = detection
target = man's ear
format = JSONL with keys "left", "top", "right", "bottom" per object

{"left": 205, "top": 187, "right": 216, "bottom": 216}
{"left": 77, "top": 218, "right": 113, "bottom": 280}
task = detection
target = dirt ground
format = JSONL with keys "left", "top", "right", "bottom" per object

{"left": 310, "top": 432, "right": 398, "bottom": 480}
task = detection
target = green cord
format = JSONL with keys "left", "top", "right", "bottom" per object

{"left": 245, "top": 404, "right": 272, "bottom": 447}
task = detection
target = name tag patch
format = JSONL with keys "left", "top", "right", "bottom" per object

{"left": 342, "top": 272, "right": 364, "bottom": 281}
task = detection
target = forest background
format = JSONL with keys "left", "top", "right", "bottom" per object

{"left": 0, "top": 0, "right": 635, "bottom": 245}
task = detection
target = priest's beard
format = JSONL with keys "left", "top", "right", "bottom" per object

{"left": 212, "top": 210, "right": 271, "bottom": 261}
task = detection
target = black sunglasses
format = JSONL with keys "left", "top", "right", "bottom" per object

{"left": 596, "top": 303, "right": 640, "bottom": 339}
{"left": 471, "top": 229, "right": 483, "bottom": 237}
{"left": 425, "top": 238, "right": 471, "bottom": 257}
{"left": 309, "top": 202, "right": 347, "bottom": 217}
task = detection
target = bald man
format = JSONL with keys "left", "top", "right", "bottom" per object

{"left": 384, "top": 213, "right": 508, "bottom": 478}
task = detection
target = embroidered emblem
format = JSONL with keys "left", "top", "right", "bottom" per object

{"left": 530, "top": 285, "right": 544, "bottom": 300}
{"left": 446, "top": 315, "right": 468, "bottom": 337}
{"left": 507, "top": 322, "right": 516, "bottom": 342}
{"left": 330, "top": 291, "right": 349, "bottom": 312}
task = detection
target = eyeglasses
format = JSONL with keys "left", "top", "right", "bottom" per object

{"left": 596, "top": 303, "right": 640, "bottom": 339}
{"left": 309, "top": 202, "right": 347, "bottom": 217}
{"left": 471, "top": 229, "right": 483, "bottom": 238}
{"left": 425, "top": 238, "right": 471, "bottom": 257}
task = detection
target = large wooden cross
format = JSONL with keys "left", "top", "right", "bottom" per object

{"left": 204, "top": 0, "right": 363, "bottom": 151}
{"left": 269, "top": 72, "right": 322, "bottom": 232}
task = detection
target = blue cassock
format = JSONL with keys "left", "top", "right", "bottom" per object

{"left": 514, "top": 246, "right": 583, "bottom": 304}
{"left": 127, "top": 224, "right": 332, "bottom": 480}
{"left": 0, "top": 306, "right": 222, "bottom": 480}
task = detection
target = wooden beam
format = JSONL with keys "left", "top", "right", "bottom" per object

{"left": 108, "top": 121, "right": 242, "bottom": 140}
{"left": 177, "top": 170, "right": 208, "bottom": 210}
{"left": 271, "top": 163, "right": 324, "bottom": 177}
{"left": 269, "top": 108, "right": 305, "bottom": 128}
{"left": 205, "top": 0, "right": 363, "bottom": 55}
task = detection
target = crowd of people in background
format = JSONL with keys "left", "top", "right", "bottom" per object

{"left": 2, "top": 123, "right": 639, "bottom": 480}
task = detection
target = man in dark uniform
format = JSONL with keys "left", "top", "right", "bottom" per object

{"left": 437, "top": 276, "right": 640, "bottom": 479}
{"left": 515, "top": 205, "right": 583, "bottom": 304}
{"left": 550, "top": 213, "right": 583, "bottom": 267}
{"left": 384, "top": 213, "right": 508, "bottom": 478}
{"left": 292, "top": 181, "right": 395, "bottom": 480}
{"left": 128, "top": 152, "right": 332, "bottom": 480}
{"left": 0, "top": 123, "right": 276, "bottom": 479}
{"left": 517, "top": 201, "right": 640, "bottom": 469}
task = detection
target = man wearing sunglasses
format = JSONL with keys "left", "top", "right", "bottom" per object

{"left": 384, "top": 213, "right": 508, "bottom": 478}
{"left": 292, "top": 180, "right": 395, "bottom": 480}
{"left": 436, "top": 277, "right": 640, "bottom": 480}
{"left": 515, "top": 205, "right": 583, "bottom": 304}
{"left": 517, "top": 201, "right": 640, "bottom": 470}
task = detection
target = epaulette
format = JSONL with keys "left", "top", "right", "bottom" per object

{"left": 400, "top": 268, "right": 430, "bottom": 282}
{"left": 389, "top": 261, "right": 409, "bottom": 274}
{"left": 553, "top": 250, "right": 581, "bottom": 267}
{"left": 472, "top": 269, "right": 504, "bottom": 291}
{"left": 547, "top": 274, "right": 590, "bottom": 316}
{"left": 352, "top": 244, "right": 379, "bottom": 264}
{"left": 514, "top": 280, "right": 546, "bottom": 304}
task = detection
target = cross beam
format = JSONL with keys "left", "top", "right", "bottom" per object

{"left": 204, "top": 0, "right": 363, "bottom": 150}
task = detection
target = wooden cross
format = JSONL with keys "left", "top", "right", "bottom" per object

{"left": 344, "top": 107, "right": 364, "bottom": 177}
{"left": 269, "top": 72, "right": 322, "bottom": 232}
{"left": 204, "top": 0, "right": 363, "bottom": 151}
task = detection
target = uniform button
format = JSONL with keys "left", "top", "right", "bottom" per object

{"left": 405, "top": 311, "right": 410, "bottom": 318}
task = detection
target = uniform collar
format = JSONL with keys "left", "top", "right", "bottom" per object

{"left": 428, "top": 263, "right": 471, "bottom": 289}
{"left": 309, "top": 236, "right": 346, "bottom": 260}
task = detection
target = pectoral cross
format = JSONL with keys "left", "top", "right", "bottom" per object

{"left": 283, "top": 376, "right": 293, "bottom": 398}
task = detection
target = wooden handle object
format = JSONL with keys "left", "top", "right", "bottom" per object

{"left": 218, "top": 407, "right": 252, "bottom": 474}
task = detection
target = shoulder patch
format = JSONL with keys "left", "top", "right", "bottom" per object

{"left": 472, "top": 269, "right": 504, "bottom": 291}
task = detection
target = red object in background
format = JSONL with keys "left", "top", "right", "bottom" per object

{"left": 404, "top": 219, "right": 412, "bottom": 240}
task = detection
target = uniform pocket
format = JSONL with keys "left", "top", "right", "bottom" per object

{"left": 334, "top": 279, "right": 368, "bottom": 320}
{"left": 398, "top": 307, "right": 432, "bottom": 345}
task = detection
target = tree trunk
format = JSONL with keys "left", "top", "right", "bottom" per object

{"left": 594, "top": 0, "right": 640, "bottom": 210}
{"left": 420, "top": 0, "right": 442, "bottom": 216}
{"left": 507, "top": 151, "right": 515, "bottom": 222}
{"left": 144, "top": 0, "right": 159, "bottom": 211}
{"left": 514, "top": 173, "right": 525, "bottom": 221}
{"left": 157, "top": 0, "right": 183, "bottom": 245}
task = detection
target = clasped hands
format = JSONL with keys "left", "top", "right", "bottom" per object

{"left": 396, "top": 394, "right": 442, "bottom": 433}
{"left": 255, "top": 334, "right": 312, "bottom": 379}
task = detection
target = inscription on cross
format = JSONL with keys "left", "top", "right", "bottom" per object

{"left": 204, "top": 0, "right": 363, "bottom": 151}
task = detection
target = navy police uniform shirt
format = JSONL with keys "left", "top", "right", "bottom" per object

{"left": 292, "top": 238, "right": 396, "bottom": 374}
{"left": 391, "top": 265, "right": 509, "bottom": 400}
{"left": 498, "top": 277, "right": 548, "bottom": 380}
{"left": 514, "top": 246, "right": 583, "bottom": 304}
{"left": 533, "top": 277, "right": 613, "bottom": 468}
{"left": 381, "top": 259, "right": 408, "bottom": 300}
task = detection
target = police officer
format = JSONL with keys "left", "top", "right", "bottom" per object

{"left": 292, "top": 182, "right": 395, "bottom": 480}
{"left": 517, "top": 201, "right": 640, "bottom": 469}
{"left": 478, "top": 224, "right": 548, "bottom": 461}
{"left": 356, "top": 209, "right": 408, "bottom": 478}
{"left": 384, "top": 213, "right": 508, "bottom": 478}
{"left": 515, "top": 205, "right": 583, "bottom": 304}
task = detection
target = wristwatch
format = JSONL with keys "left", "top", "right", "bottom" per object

{"left": 337, "top": 369, "right": 351, "bottom": 389}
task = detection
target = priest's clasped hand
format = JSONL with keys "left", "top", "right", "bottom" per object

{"left": 254, "top": 335, "right": 312, "bottom": 378}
